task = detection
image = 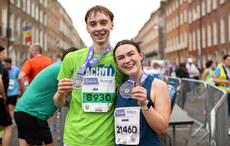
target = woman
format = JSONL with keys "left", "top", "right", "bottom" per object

{"left": 201, "top": 60, "right": 215, "bottom": 85}
{"left": 113, "top": 40, "right": 171, "bottom": 146}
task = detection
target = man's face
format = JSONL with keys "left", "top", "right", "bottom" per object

{"left": 4, "top": 62, "right": 11, "bottom": 70}
{"left": 86, "top": 12, "right": 114, "bottom": 45}
{"left": 0, "top": 50, "right": 6, "bottom": 62}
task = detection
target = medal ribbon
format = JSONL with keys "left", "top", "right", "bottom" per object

{"left": 76, "top": 45, "right": 111, "bottom": 75}
{"left": 126, "top": 71, "right": 148, "bottom": 86}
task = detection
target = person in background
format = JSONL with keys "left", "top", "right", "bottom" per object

{"left": 201, "top": 60, "right": 215, "bottom": 85}
{"left": 51, "top": 53, "right": 62, "bottom": 132}
{"left": 168, "top": 58, "right": 177, "bottom": 77}
{"left": 0, "top": 46, "right": 14, "bottom": 146}
{"left": 18, "top": 43, "right": 53, "bottom": 94}
{"left": 53, "top": 5, "right": 127, "bottom": 146}
{"left": 3, "top": 56, "right": 20, "bottom": 122}
{"left": 14, "top": 47, "right": 78, "bottom": 146}
{"left": 113, "top": 40, "right": 171, "bottom": 145}
{"left": 213, "top": 55, "right": 230, "bottom": 135}
{"left": 186, "top": 58, "right": 199, "bottom": 102}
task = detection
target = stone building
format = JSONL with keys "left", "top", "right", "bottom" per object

{"left": 0, "top": 0, "right": 85, "bottom": 66}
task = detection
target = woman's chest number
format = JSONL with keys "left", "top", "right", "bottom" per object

{"left": 86, "top": 93, "right": 111, "bottom": 102}
{"left": 116, "top": 125, "right": 137, "bottom": 134}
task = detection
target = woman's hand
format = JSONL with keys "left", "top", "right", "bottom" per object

{"left": 131, "top": 86, "right": 148, "bottom": 107}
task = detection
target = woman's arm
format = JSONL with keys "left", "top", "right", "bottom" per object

{"left": 131, "top": 79, "right": 171, "bottom": 134}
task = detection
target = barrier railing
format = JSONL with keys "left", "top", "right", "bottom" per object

{"left": 207, "top": 84, "right": 228, "bottom": 146}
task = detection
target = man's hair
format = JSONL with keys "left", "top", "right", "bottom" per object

{"left": 223, "top": 54, "right": 230, "bottom": 60}
{"left": 4, "top": 56, "right": 12, "bottom": 64}
{"left": 0, "top": 46, "right": 5, "bottom": 52}
{"left": 30, "top": 43, "right": 42, "bottom": 53}
{"left": 61, "top": 47, "right": 79, "bottom": 61}
{"left": 85, "top": 5, "right": 114, "bottom": 23}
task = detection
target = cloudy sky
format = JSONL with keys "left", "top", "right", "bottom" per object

{"left": 58, "top": 0, "right": 160, "bottom": 47}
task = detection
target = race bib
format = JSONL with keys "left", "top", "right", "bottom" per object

{"left": 115, "top": 107, "right": 140, "bottom": 145}
{"left": 8, "top": 79, "right": 15, "bottom": 90}
{"left": 82, "top": 76, "right": 115, "bottom": 112}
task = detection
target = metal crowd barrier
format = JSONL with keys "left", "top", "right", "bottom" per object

{"left": 207, "top": 84, "right": 228, "bottom": 146}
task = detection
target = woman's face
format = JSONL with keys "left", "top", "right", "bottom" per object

{"left": 114, "top": 44, "right": 143, "bottom": 76}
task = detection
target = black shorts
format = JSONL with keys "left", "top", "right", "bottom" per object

{"left": 6, "top": 95, "right": 18, "bottom": 106}
{"left": 14, "top": 112, "right": 53, "bottom": 145}
{"left": 0, "top": 102, "right": 12, "bottom": 127}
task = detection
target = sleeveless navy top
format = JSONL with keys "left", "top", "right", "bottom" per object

{"left": 115, "top": 75, "right": 160, "bottom": 146}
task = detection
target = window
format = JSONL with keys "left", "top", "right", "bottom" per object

{"left": 1, "top": 8, "right": 7, "bottom": 38}
{"left": 27, "top": 0, "right": 30, "bottom": 14}
{"left": 176, "top": 16, "right": 179, "bottom": 27}
{"left": 10, "top": 0, "right": 14, "bottom": 4}
{"left": 184, "top": 10, "right": 187, "bottom": 23}
{"left": 180, "top": 13, "right": 183, "bottom": 25}
{"left": 220, "top": 18, "right": 226, "bottom": 44}
{"left": 213, "top": 21, "right": 217, "bottom": 45}
{"left": 22, "top": 0, "right": 26, "bottom": 11}
{"left": 207, "top": 0, "right": 211, "bottom": 14}
{"left": 193, "top": 31, "right": 196, "bottom": 50}
{"left": 44, "top": 0, "right": 47, "bottom": 7}
{"left": 9, "top": 13, "right": 14, "bottom": 40}
{"left": 202, "top": 26, "right": 206, "bottom": 48}
{"left": 197, "top": 5, "right": 200, "bottom": 19}
{"left": 40, "top": 31, "right": 43, "bottom": 47}
{"left": 220, "top": 0, "right": 225, "bottom": 5}
{"left": 16, "top": 17, "right": 20, "bottom": 39}
{"left": 36, "top": 28, "right": 39, "bottom": 43}
{"left": 44, "top": 14, "right": 47, "bottom": 26}
{"left": 22, "top": 21, "right": 26, "bottom": 44}
{"left": 44, "top": 34, "right": 47, "bottom": 51}
{"left": 202, "top": 1, "right": 206, "bottom": 16}
{"left": 32, "top": 26, "right": 35, "bottom": 43}
{"left": 31, "top": 3, "right": 35, "bottom": 18}
{"left": 189, "top": 10, "right": 192, "bottom": 24}
{"left": 184, "top": 32, "right": 187, "bottom": 45}
{"left": 212, "top": 0, "right": 217, "bottom": 10}
{"left": 16, "top": 0, "right": 20, "bottom": 8}
{"left": 40, "top": 10, "right": 43, "bottom": 23}
{"left": 36, "top": 6, "right": 39, "bottom": 20}
{"left": 207, "top": 24, "right": 212, "bottom": 47}
{"left": 197, "top": 29, "right": 200, "bottom": 50}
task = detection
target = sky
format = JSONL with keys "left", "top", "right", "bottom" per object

{"left": 58, "top": 0, "right": 160, "bottom": 47}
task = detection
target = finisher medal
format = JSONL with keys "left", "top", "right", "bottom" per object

{"left": 119, "top": 81, "right": 135, "bottom": 98}
{"left": 71, "top": 74, "right": 84, "bottom": 89}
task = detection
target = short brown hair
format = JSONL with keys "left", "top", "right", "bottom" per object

{"left": 4, "top": 56, "right": 12, "bottom": 63}
{"left": 85, "top": 5, "right": 114, "bottom": 23}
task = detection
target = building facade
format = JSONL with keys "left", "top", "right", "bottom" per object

{"left": 134, "top": 0, "right": 230, "bottom": 69}
{"left": 0, "top": 0, "right": 85, "bottom": 67}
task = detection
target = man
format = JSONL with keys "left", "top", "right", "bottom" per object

{"left": 0, "top": 46, "right": 14, "bottom": 146}
{"left": 53, "top": 5, "right": 127, "bottom": 146}
{"left": 18, "top": 43, "right": 53, "bottom": 93}
{"left": 168, "top": 58, "right": 177, "bottom": 77}
{"left": 14, "top": 47, "right": 78, "bottom": 146}
{"left": 4, "top": 57, "right": 20, "bottom": 120}
{"left": 186, "top": 58, "right": 199, "bottom": 102}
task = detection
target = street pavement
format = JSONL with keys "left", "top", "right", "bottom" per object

{"left": 6, "top": 97, "right": 230, "bottom": 146}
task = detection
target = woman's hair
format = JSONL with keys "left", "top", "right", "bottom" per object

{"left": 85, "top": 5, "right": 114, "bottom": 23}
{"left": 205, "top": 60, "right": 213, "bottom": 68}
{"left": 113, "top": 40, "right": 141, "bottom": 62}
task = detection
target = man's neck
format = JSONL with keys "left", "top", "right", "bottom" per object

{"left": 92, "top": 41, "right": 110, "bottom": 54}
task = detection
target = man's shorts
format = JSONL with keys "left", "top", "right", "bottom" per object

{"left": 6, "top": 95, "right": 18, "bottom": 106}
{"left": 14, "top": 111, "right": 53, "bottom": 145}
{"left": 0, "top": 101, "right": 13, "bottom": 127}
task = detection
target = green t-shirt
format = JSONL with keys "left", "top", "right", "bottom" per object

{"left": 58, "top": 47, "right": 126, "bottom": 146}
{"left": 15, "top": 62, "right": 61, "bottom": 120}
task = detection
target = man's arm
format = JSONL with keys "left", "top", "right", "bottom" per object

{"left": 0, "top": 74, "right": 6, "bottom": 104}
{"left": 18, "top": 72, "right": 27, "bottom": 93}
